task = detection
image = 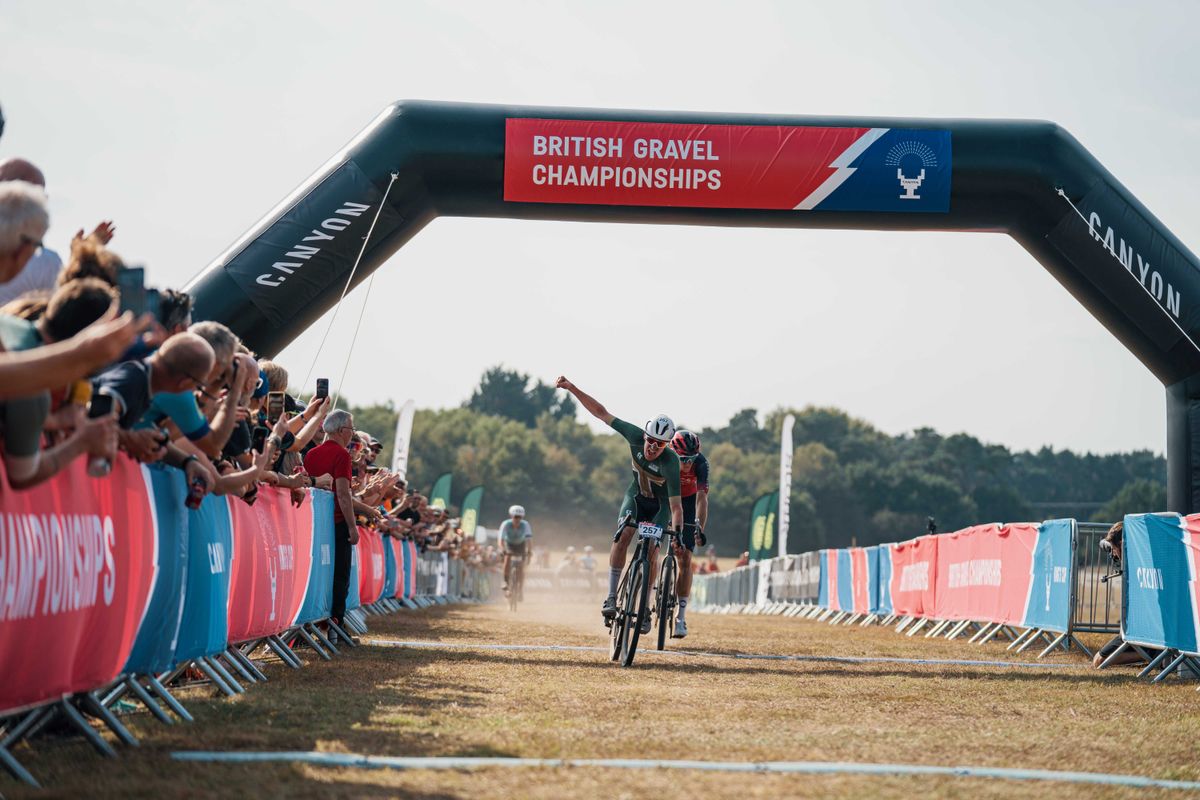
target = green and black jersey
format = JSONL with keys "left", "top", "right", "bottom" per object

{"left": 610, "top": 417, "right": 681, "bottom": 500}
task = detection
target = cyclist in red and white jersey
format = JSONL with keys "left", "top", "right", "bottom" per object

{"left": 670, "top": 429, "right": 708, "bottom": 639}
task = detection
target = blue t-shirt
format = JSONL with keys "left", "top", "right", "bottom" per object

{"left": 138, "top": 390, "right": 211, "bottom": 441}
{"left": 499, "top": 519, "right": 532, "bottom": 547}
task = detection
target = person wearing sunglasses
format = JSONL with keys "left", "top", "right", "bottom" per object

{"left": 555, "top": 376, "right": 683, "bottom": 628}
{"left": 668, "top": 429, "right": 708, "bottom": 639}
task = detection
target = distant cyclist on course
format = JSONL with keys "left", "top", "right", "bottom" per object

{"left": 500, "top": 504, "right": 532, "bottom": 593}
{"left": 669, "top": 429, "right": 708, "bottom": 639}
{"left": 554, "top": 376, "right": 683, "bottom": 631}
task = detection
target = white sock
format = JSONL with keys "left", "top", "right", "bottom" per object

{"left": 608, "top": 568, "right": 621, "bottom": 596}
{"left": 678, "top": 597, "right": 688, "bottom": 621}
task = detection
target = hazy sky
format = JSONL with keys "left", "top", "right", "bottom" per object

{"left": 3, "top": 0, "right": 1197, "bottom": 454}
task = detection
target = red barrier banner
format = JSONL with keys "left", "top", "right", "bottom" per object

{"left": 0, "top": 456, "right": 156, "bottom": 714}
{"left": 356, "top": 526, "right": 385, "bottom": 607}
{"left": 227, "top": 488, "right": 310, "bottom": 642}
{"left": 889, "top": 535, "right": 939, "bottom": 618}
{"left": 933, "top": 523, "right": 1038, "bottom": 624}
{"left": 850, "top": 547, "right": 871, "bottom": 615}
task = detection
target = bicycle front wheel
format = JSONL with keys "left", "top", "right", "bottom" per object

{"left": 621, "top": 557, "right": 650, "bottom": 667}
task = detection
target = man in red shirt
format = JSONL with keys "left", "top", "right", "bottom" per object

{"left": 304, "top": 408, "right": 360, "bottom": 630}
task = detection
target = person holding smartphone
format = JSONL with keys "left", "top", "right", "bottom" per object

{"left": 304, "top": 409, "right": 377, "bottom": 640}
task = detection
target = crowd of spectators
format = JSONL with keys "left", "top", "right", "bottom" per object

{"left": 0, "top": 146, "right": 503, "bottom": 635}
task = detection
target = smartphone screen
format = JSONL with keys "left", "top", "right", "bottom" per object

{"left": 315, "top": 378, "right": 329, "bottom": 400}
{"left": 267, "top": 391, "right": 285, "bottom": 422}
{"left": 115, "top": 267, "right": 147, "bottom": 317}
{"left": 87, "top": 393, "right": 114, "bottom": 419}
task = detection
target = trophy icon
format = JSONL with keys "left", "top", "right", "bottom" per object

{"left": 885, "top": 141, "right": 938, "bottom": 201}
{"left": 897, "top": 168, "right": 926, "bottom": 200}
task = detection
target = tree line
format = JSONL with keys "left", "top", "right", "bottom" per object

{"left": 348, "top": 367, "right": 1166, "bottom": 554}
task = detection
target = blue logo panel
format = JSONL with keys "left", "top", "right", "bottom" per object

{"left": 383, "top": 536, "right": 398, "bottom": 599}
{"left": 174, "top": 493, "right": 234, "bottom": 663}
{"left": 1123, "top": 514, "right": 1197, "bottom": 653}
{"left": 818, "top": 129, "right": 951, "bottom": 213}
{"left": 126, "top": 465, "right": 190, "bottom": 674}
{"left": 871, "top": 545, "right": 893, "bottom": 616}
{"left": 1022, "top": 519, "right": 1074, "bottom": 634}
{"left": 837, "top": 549, "right": 854, "bottom": 612}
{"left": 296, "top": 491, "right": 335, "bottom": 625}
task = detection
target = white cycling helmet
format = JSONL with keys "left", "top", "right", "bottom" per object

{"left": 643, "top": 414, "right": 676, "bottom": 442}
{"left": 584, "top": 545, "right": 594, "bottom": 553}
{"left": 509, "top": 504, "right": 525, "bottom": 517}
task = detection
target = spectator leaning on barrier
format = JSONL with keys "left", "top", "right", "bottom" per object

{"left": 0, "top": 279, "right": 119, "bottom": 489}
{"left": 92, "top": 332, "right": 214, "bottom": 464}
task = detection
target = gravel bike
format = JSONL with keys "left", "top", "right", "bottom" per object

{"left": 607, "top": 513, "right": 670, "bottom": 667}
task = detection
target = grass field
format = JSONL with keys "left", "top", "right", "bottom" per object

{"left": 7, "top": 599, "right": 1200, "bottom": 799}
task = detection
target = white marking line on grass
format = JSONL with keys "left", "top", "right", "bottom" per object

{"left": 169, "top": 751, "right": 1200, "bottom": 791}
{"left": 366, "top": 638, "right": 1077, "bottom": 670}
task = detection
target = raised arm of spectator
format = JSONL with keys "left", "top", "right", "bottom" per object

{"left": 288, "top": 396, "right": 329, "bottom": 451}
{"left": 555, "top": 376, "right": 613, "bottom": 425}
{"left": 162, "top": 442, "right": 217, "bottom": 502}
{"left": 0, "top": 309, "right": 149, "bottom": 399}
{"left": 192, "top": 353, "right": 256, "bottom": 458}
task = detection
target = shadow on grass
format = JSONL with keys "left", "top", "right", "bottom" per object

{"left": 364, "top": 640, "right": 1141, "bottom": 688}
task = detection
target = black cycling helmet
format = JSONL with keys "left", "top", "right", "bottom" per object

{"left": 671, "top": 429, "right": 701, "bottom": 459}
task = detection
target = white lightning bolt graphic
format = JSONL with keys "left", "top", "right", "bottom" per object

{"left": 794, "top": 127, "right": 890, "bottom": 210}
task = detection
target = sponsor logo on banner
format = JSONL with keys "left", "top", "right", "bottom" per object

{"left": 898, "top": 562, "right": 929, "bottom": 592}
{"left": 218, "top": 161, "right": 403, "bottom": 327}
{"left": 0, "top": 513, "right": 117, "bottom": 620}
{"left": 0, "top": 457, "right": 156, "bottom": 715}
{"left": 504, "top": 118, "right": 951, "bottom": 212}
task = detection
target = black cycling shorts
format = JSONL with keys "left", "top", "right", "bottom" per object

{"left": 614, "top": 493, "right": 662, "bottom": 542}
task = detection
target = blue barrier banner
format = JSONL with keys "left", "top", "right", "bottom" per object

{"left": 347, "top": 538, "right": 362, "bottom": 612}
{"left": 174, "top": 493, "right": 233, "bottom": 664}
{"left": 1122, "top": 514, "right": 1200, "bottom": 653}
{"left": 125, "top": 465, "right": 189, "bottom": 675}
{"left": 817, "top": 550, "right": 830, "bottom": 608}
{"left": 873, "top": 545, "right": 893, "bottom": 615}
{"left": 836, "top": 549, "right": 853, "bottom": 612}
{"left": 1021, "top": 519, "right": 1074, "bottom": 634}
{"left": 403, "top": 540, "right": 416, "bottom": 599}
{"left": 867, "top": 546, "right": 880, "bottom": 615}
{"left": 383, "top": 535, "right": 398, "bottom": 599}
{"left": 295, "top": 491, "right": 334, "bottom": 625}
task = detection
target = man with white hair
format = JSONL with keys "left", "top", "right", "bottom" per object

{"left": 0, "top": 182, "right": 144, "bottom": 395}
{"left": 0, "top": 178, "right": 49, "bottom": 288}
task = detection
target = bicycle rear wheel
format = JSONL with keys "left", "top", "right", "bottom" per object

{"left": 621, "top": 556, "right": 650, "bottom": 667}
{"left": 656, "top": 554, "right": 676, "bottom": 651}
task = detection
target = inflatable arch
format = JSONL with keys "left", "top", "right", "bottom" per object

{"left": 187, "top": 101, "right": 1200, "bottom": 511}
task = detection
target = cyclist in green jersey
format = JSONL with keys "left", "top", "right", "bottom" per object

{"left": 555, "top": 376, "right": 683, "bottom": 629}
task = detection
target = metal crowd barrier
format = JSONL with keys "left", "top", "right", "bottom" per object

{"left": 1072, "top": 522, "right": 1121, "bottom": 635}
{"left": 692, "top": 519, "right": 1128, "bottom": 663}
